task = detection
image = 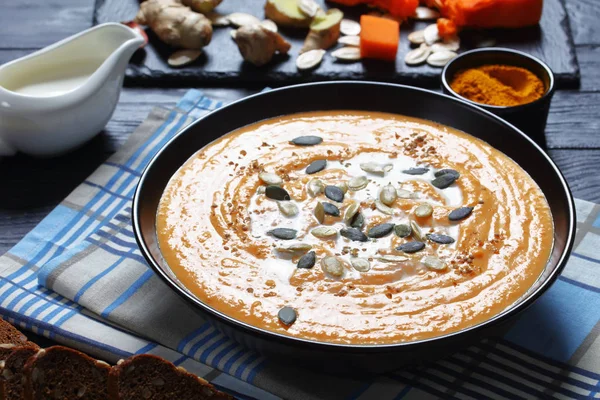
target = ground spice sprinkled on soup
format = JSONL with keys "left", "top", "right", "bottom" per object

{"left": 157, "top": 111, "right": 554, "bottom": 345}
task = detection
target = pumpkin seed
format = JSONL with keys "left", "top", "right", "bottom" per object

{"left": 434, "top": 168, "right": 460, "bottom": 179}
{"left": 228, "top": 12, "right": 261, "bottom": 27}
{"left": 340, "top": 227, "right": 368, "bottom": 242}
{"left": 296, "top": 49, "right": 326, "bottom": 70}
{"left": 260, "top": 19, "right": 278, "bottom": 32}
{"left": 396, "top": 189, "right": 415, "bottom": 199}
{"left": 340, "top": 19, "right": 361, "bottom": 36}
{"left": 431, "top": 173, "right": 458, "bottom": 189}
{"left": 291, "top": 135, "right": 323, "bottom": 146}
{"left": 314, "top": 202, "right": 325, "bottom": 223}
{"left": 377, "top": 255, "right": 409, "bottom": 263}
{"left": 431, "top": 38, "right": 460, "bottom": 53}
{"left": 322, "top": 202, "right": 341, "bottom": 216}
{"left": 298, "top": 0, "right": 320, "bottom": 17}
{"left": 413, "top": 6, "right": 440, "bottom": 20}
{"left": 322, "top": 256, "right": 344, "bottom": 277}
{"left": 424, "top": 23, "right": 440, "bottom": 45}
{"left": 306, "top": 159, "right": 327, "bottom": 174}
{"left": 278, "top": 201, "right": 299, "bottom": 217}
{"left": 410, "top": 220, "right": 424, "bottom": 241}
{"left": 325, "top": 185, "right": 344, "bottom": 202}
{"left": 360, "top": 162, "right": 393, "bottom": 176}
{"left": 408, "top": 30, "right": 425, "bottom": 45}
{"left": 405, "top": 44, "right": 431, "bottom": 65}
{"left": 423, "top": 256, "right": 447, "bottom": 271}
{"left": 403, "top": 167, "right": 429, "bottom": 175}
{"left": 257, "top": 186, "right": 266, "bottom": 195}
{"left": 426, "top": 233, "right": 455, "bottom": 244}
{"left": 278, "top": 306, "right": 297, "bottom": 325}
{"left": 396, "top": 241, "right": 426, "bottom": 253}
{"left": 266, "top": 185, "right": 291, "bottom": 201}
{"left": 297, "top": 251, "right": 316, "bottom": 269}
{"left": 168, "top": 49, "right": 202, "bottom": 67}
{"left": 268, "top": 228, "right": 297, "bottom": 240}
{"left": 338, "top": 35, "right": 360, "bottom": 47}
{"left": 344, "top": 202, "right": 360, "bottom": 224}
{"left": 351, "top": 257, "right": 370, "bottom": 272}
{"left": 307, "top": 179, "right": 325, "bottom": 197}
{"left": 368, "top": 223, "right": 395, "bottom": 238}
{"left": 311, "top": 226, "right": 338, "bottom": 238}
{"left": 394, "top": 224, "right": 412, "bottom": 238}
{"left": 350, "top": 212, "right": 365, "bottom": 228}
{"left": 332, "top": 47, "right": 361, "bottom": 61}
{"left": 230, "top": 29, "right": 238, "bottom": 40}
{"left": 475, "top": 36, "right": 497, "bottom": 48}
{"left": 259, "top": 171, "right": 283, "bottom": 185}
{"left": 375, "top": 200, "right": 394, "bottom": 215}
{"left": 348, "top": 176, "right": 368, "bottom": 191}
{"left": 414, "top": 203, "right": 433, "bottom": 218}
{"left": 277, "top": 242, "right": 312, "bottom": 253}
{"left": 448, "top": 206, "right": 473, "bottom": 221}
{"left": 427, "top": 50, "right": 457, "bottom": 67}
{"left": 336, "top": 181, "right": 348, "bottom": 194}
{"left": 380, "top": 184, "right": 397, "bottom": 206}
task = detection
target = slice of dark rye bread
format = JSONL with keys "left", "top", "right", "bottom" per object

{"left": 0, "top": 318, "right": 32, "bottom": 360}
{"left": 108, "top": 354, "right": 233, "bottom": 400}
{"left": 0, "top": 345, "right": 41, "bottom": 400}
{"left": 23, "top": 346, "right": 111, "bottom": 400}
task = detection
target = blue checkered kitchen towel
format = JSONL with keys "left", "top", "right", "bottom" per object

{"left": 1, "top": 89, "right": 599, "bottom": 400}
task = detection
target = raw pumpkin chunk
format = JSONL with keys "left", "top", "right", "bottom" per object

{"left": 437, "top": 17, "right": 458, "bottom": 38}
{"left": 359, "top": 15, "right": 400, "bottom": 61}
{"left": 443, "top": 0, "right": 543, "bottom": 28}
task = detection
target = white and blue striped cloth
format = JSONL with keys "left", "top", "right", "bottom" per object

{"left": 1, "top": 89, "right": 599, "bottom": 399}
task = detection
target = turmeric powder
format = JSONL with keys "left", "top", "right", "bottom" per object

{"left": 450, "top": 65, "right": 545, "bottom": 107}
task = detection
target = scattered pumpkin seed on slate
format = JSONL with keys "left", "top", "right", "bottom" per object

{"left": 322, "top": 256, "right": 344, "bottom": 277}
{"left": 368, "top": 223, "right": 395, "bottom": 238}
{"left": 350, "top": 212, "right": 365, "bottom": 228}
{"left": 306, "top": 159, "right": 327, "bottom": 174}
{"left": 268, "top": 228, "right": 297, "bottom": 240}
{"left": 325, "top": 185, "right": 344, "bottom": 202}
{"left": 394, "top": 224, "right": 412, "bottom": 238}
{"left": 277, "top": 242, "right": 312, "bottom": 253}
{"left": 348, "top": 176, "right": 368, "bottom": 191}
{"left": 410, "top": 221, "right": 425, "bottom": 241}
{"left": 427, "top": 233, "right": 455, "bottom": 244}
{"left": 314, "top": 202, "right": 325, "bottom": 223}
{"left": 351, "top": 257, "right": 371, "bottom": 272}
{"left": 434, "top": 169, "right": 460, "bottom": 179}
{"left": 344, "top": 202, "right": 360, "bottom": 224}
{"left": 311, "top": 226, "right": 338, "bottom": 238}
{"left": 422, "top": 256, "right": 447, "bottom": 271}
{"left": 291, "top": 135, "right": 323, "bottom": 146}
{"left": 297, "top": 251, "right": 316, "bottom": 269}
{"left": 307, "top": 179, "right": 325, "bottom": 197}
{"left": 266, "top": 185, "right": 290, "bottom": 201}
{"left": 375, "top": 200, "right": 394, "bottom": 215}
{"left": 380, "top": 184, "right": 397, "bottom": 206}
{"left": 397, "top": 241, "right": 426, "bottom": 253}
{"left": 449, "top": 206, "right": 473, "bottom": 221}
{"left": 322, "top": 202, "right": 340, "bottom": 216}
{"left": 403, "top": 167, "right": 429, "bottom": 175}
{"left": 431, "top": 173, "right": 458, "bottom": 189}
{"left": 278, "top": 306, "right": 297, "bottom": 325}
{"left": 340, "top": 227, "right": 368, "bottom": 242}
{"left": 278, "top": 201, "right": 299, "bottom": 217}
{"left": 414, "top": 203, "right": 433, "bottom": 218}
{"left": 259, "top": 172, "right": 282, "bottom": 186}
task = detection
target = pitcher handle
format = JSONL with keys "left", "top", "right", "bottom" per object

{"left": 0, "top": 136, "right": 16, "bottom": 156}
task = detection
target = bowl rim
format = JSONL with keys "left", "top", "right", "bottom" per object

{"left": 132, "top": 81, "right": 575, "bottom": 352}
{"left": 441, "top": 47, "right": 556, "bottom": 111}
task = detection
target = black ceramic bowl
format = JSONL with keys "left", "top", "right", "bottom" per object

{"left": 441, "top": 48, "right": 555, "bottom": 148}
{"left": 133, "top": 81, "right": 575, "bottom": 374}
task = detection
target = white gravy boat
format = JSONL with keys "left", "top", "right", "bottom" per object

{"left": 0, "top": 23, "right": 144, "bottom": 157}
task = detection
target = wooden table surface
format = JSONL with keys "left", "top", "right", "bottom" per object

{"left": 0, "top": 1, "right": 599, "bottom": 347}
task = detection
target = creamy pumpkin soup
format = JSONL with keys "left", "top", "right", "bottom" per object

{"left": 157, "top": 111, "right": 554, "bottom": 345}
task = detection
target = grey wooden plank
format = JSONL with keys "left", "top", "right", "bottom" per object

{"left": 564, "top": 0, "right": 600, "bottom": 45}
{"left": 548, "top": 149, "right": 600, "bottom": 203}
{"left": 575, "top": 45, "right": 600, "bottom": 91}
{"left": 0, "top": 0, "right": 94, "bottom": 49}
{"left": 545, "top": 91, "right": 600, "bottom": 149}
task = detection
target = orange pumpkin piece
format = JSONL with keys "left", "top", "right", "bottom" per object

{"left": 360, "top": 15, "right": 400, "bottom": 61}
{"left": 442, "top": 0, "right": 543, "bottom": 28}
{"left": 437, "top": 17, "right": 458, "bottom": 38}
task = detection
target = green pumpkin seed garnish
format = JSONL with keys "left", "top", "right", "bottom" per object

{"left": 449, "top": 206, "right": 473, "bottom": 221}
{"left": 426, "top": 233, "right": 455, "bottom": 244}
{"left": 324, "top": 185, "right": 344, "bottom": 202}
{"left": 266, "top": 185, "right": 290, "bottom": 201}
{"left": 410, "top": 221, "right": 424, "bottom": 241}
{"left": 278, "top": 306, "right": 297, "bottom": 325}
{"left": 321, "top": 256, "right": 344, "bottom": 277}
{"left": 278, "top": 201, "right": 299, "bottom": 217}
{"left": 340, "top": 228, "right": 368, "bottom": 242}
{"left": 348, "top": 176, "right": 368, "bottom": 191}
{"left": 351, "top": 257, "right": 370, "bottom": 272}
{"left": 403, "top": 167, "right": 429, "bottom": 175}
{"left": 311, "top": 226, "right": 338, "bottom": 239}
{"left": 306, "top": 159, "right": 327, "bottom": 174}
{"left": 422, "top": 256, "right": 447, "bottom": 271}
{"left": 367, "top": 223, "right": 395, "bottom": 238}
{"left": 396, "top": 241, "right": 426, "bottom": 253}
{"left": 259, "top": 172, "right": 283, "bottom": 186}
{"left": 394, "top": 224, "right": 412, "bottom": 238}
{"left": 350, "top": 212, "right": 365, "bottom": 228}
{"left": 307, "top": 179, "right": 325, "bottom": 197}
{"left": 432, "top": 173, "right": 458, "bottom": 189}
{"left": 314, "top": 202, "right": 325, "bottom": 224}
{"left": 434, "top": 169, "right": 460, "bottom": 179}
{"left": 268, "top": 228, "right": 297, "bottom": 240}
{"left": 277, "top": 242, "right": 312, "bottom": 253}
{"left": 322, "top": 202, "right": 340, "bottom": 216}
{"left": 297, "top": 251, "right": 317, "bottom": 269}
{"left": 344, "top": 202, "right": 360, "bottom": 224}
{"left": 379, "top": 184, "right": 397, "bottom": 206}
{"left": 375, "top": 200, "right": 394, "bottom": 215}
{"left": 414, "top": 203, "right": 433, "bottom": 218}
{"left": 360, "top": 162, "right": 393, "bottom": 176}
{"left": 336, "top": 182, "right": 349, "bottom": 194}
{"left": 291, "top": 135, "right": 323, "bottom": 146}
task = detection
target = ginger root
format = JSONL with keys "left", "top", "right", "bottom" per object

{"left": 135, "top": 0, "right": 213, "bottom": 49}
{"left": 234, "top": 24, "right": 291, "bottom": 66}
{"left": 264, "top": 0, "right": 312, "bottom": 28}
{"left": 300, "top": 8, "right": 343, "bottom": 54}
{"left": 181, "top": 0, "right": 222, "bottom": 14}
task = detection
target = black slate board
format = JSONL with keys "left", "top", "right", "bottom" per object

{"left": 95, "top": 0, "right": 580, "bottom": 88}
